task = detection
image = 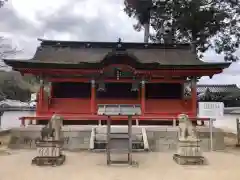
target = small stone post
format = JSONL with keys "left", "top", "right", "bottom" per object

{"left": 236, "top": 118, "right": 240, "bottom": 147}
{"left": 0, "top": 111, "right": 3, "bottom": 128}
{"left": 128, "top": 115, "right": 133, "bottom": 165}
{"left": 106, "top": 116, "right": 111, "bottom": 165}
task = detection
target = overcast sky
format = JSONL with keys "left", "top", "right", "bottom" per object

{"left": 0, "top": 0, "right": 240, "bottom": 85}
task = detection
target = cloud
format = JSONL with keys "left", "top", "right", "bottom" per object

{"left": 37, "top": 0, "right": 143, "bottom": 42}
{"left": 0, "top": 3, "right": 42, "bottom": 37}
{"left": 0, "top": 0, "right": 239, "bottom": 85}
{"left": 199, "top": 48, "right": 240, "bottom": 85}
{"left": 0, "top": 0, "right": 143, "bottom": 57}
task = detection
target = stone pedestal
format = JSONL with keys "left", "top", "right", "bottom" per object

{"left": 32, "top": 139, "right": 65, "bottom": 166}
{"left": 173, "top": 139, "right": 204, "bottom": 165}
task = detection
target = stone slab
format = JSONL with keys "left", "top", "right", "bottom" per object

{"left": 9, "top": 128, "right": 92, "bottom": 150}
{"left": 173, "top": 154, "right": 205, "bottom": 165}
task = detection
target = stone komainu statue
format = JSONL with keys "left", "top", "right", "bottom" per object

{"left": 173, "top": 114, "right": 204, "bottom": 165}
{"left": 33, "top": 114, "right": 65, "bottom": 166}
{"left": 40, "top": 114, "right": 63, "bottom": 141}
{"left": 41, "top": 124, "right": 54, "bottom": 140}
{"left": 178, "top": 114, "right": 197, "bottom": 141}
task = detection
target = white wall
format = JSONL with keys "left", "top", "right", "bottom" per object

{"left": 0, "top": 111, "right": 35, "bottom": 129}
{"left": 213, "top": 114, "right": 239, "bottom": 134}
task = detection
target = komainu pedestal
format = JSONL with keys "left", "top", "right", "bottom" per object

{"left": 32, "top": 114, "right": 66, "bottom": 166}
{"left": 173, "top": 114, "right": 205, "bottom": 165}
{"left": 173, "top": 139, "right": 204, "bottom": 165}
{"left": 32, "top": 139, "right": 65, "bottom": 166}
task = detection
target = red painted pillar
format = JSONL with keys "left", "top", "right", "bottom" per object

{"left": 91, "top": 80, "right": 96, "bottom": 114}
{"left": 191, "top": 78, "right": 197, "bottom": 116}
{"left": 141, "top": 81, "right": 146, "bottom": 114}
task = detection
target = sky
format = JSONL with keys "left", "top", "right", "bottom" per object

{"left": 0, "top": 0, "right": 240, "bottom": 85}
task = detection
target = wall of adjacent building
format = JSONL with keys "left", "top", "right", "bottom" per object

{"left": 213, "top": 114, "right": 239, "bottom": 134}
{"left": 1, "top": 111, "right": 35, "bottom": 129}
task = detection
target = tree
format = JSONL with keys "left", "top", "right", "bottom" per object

{"left": 0, "top": 37, "right": 18, "bottom": 68}
{"left": 0, "top": 0, "right": 15, "bottom": 68}
{"left": 0, "top": 0, "right": 32, "bottom": 102}
{"left": 124, "top": 0, "right": 240, "bottom": 61}
{"left": 0, "top": 0, "right": 7, "bottom": 8}
{"left": 0, "top": 78, "right": 31, "bottom": 102}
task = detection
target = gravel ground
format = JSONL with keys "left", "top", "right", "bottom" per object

{"left": 1, "top": 127, "right": 240, "bottom": 180}
{"left": 0, "top": 149, "right": 240, "bottom": 180}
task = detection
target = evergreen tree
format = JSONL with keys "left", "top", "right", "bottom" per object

{"left": 124, "top": 0, "right": 240, "bottom": 61}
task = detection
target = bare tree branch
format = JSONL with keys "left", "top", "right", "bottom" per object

{"left": 0, "top": 37, "right": 18, "bottom": 59}
{"left": 0, "top": 0, "right": 7, "bottom": 8}
{"left": 0, "top": 37, "right": 22, "bottom": 69}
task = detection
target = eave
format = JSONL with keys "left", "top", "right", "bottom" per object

{"left": 3, "top": 59, "right": 231, "bottom": 77}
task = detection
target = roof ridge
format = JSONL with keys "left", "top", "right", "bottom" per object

{"left": 198, "top": 84, "right": 237, "bottom": 87}
{"left": 37, "top": 38, "right": 192, "bottom": 49}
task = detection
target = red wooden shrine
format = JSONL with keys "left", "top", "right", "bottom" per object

{"left": 4, "top": 39, "right": 230, "bottom": 125}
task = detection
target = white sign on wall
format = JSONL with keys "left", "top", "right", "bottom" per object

{"left": 198, "top": 102, "right": 224, "bottom": 118}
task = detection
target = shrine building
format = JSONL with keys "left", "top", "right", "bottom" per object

{"left": 4, "top": 39, "right": 231, "bottom": 125}
{"left": 197, "top": 84, "right": 240, "bottom": 107}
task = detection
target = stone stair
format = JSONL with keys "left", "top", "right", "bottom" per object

{"left": 90, "top": 126, "right": 149, "bottom": 151}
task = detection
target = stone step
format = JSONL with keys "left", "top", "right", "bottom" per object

{"left": 93, "top": 126, "right": 147, "bottom": 150}
{"left": 95, "top": 126, "right": 142, "bottom": 134}
{"left": 95, "top": 133, "right": 143, "bottom": 142}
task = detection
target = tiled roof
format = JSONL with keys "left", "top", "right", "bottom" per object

{"left": 197, "top": 84, "right": 240, "bottom": 94}
{"left": 4, "top": 39, "right": 230, "bottom": 70}
{"left": 31, "top": 39, "right": 217, "bottom": 65}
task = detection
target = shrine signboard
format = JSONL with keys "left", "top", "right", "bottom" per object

{"left": 198, "top": 102, "right": 224, "bottom": 151}
{"left": 198, "top": 102, "right": 224, "bottom": 118}
{"left": 97, "top": 104, "right": 141, "bottom": 166}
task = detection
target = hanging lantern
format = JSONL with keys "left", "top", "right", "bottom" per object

{"left": 131, "top": 82, "right": 139, "bottom": 92}
{"left": 183, "top": 81, "right": 191, "bottom": 98}
{"left": 115, "top": 68, "right": 122, "bottom": 80}
{"left": 97, "top": 82, "right": 106, "bottom": 92}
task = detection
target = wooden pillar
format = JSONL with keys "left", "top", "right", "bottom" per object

{"left": 141, "top": 80, "right": 146, "bottom": 114}
{"left": 91, "top": 80, "right": 96, "bottom": 114}
{"left": 191, "top": 77, "right": 197, "bottom": 116}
